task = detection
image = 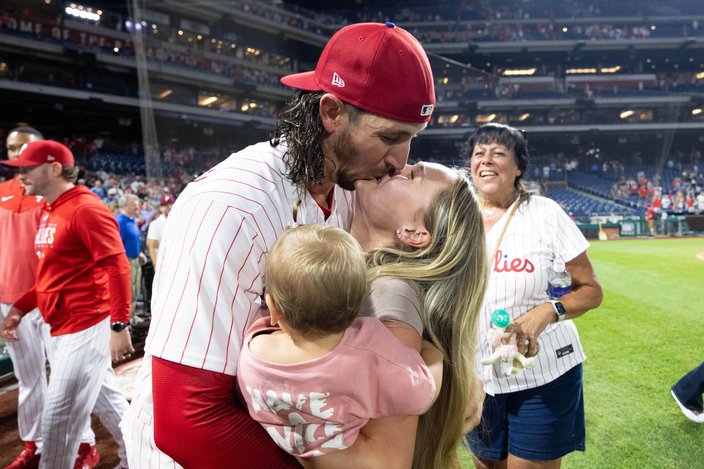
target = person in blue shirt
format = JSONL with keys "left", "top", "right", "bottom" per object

{"left": 115, "top": 193, "right": 144, "bottom": 324}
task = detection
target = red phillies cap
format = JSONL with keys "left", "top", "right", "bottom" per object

{"left": 281, "top": 22, "right": 435, "bottom": 124}
{"left": 160, "top": 194, "right": 175, "bottom": 206}
{"left": 2, "top": 140, "right": 74, "bottom": 167}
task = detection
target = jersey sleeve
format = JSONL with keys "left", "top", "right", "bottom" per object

{"left": 543, "top": 198, "right": 590, "bottom": 262}
{"left": 361, "top": 277, "right": 424, "bottom": 335}
{"left": 146, "top": 198, "right": 270, "bottom": 375}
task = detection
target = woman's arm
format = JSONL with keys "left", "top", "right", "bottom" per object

{"left": 297, "top": 415, "right": 419, "bottom": 469}
{"left": 511, "top": 250, "right": 603, "bottom": 356}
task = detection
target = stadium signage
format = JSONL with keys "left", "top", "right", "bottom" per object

{"left": 0, "top": 15, "right": 134, "bottom": 53}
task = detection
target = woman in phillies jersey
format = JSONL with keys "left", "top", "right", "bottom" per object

{"left": 465, "top": 123, "right": 603, "bottom": 469}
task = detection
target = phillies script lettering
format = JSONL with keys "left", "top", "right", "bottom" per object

{"left": 34, "top": 224, "right": 57, "bottom": 260}
{"left": 493, "top": 250, "right": 535, "bottom": 273}
{"left": 244, "top": 387, "right": 347, "bottom": 456}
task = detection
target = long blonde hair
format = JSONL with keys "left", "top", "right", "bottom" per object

{"left": 367, "top": 168, "right": 487, "bottom": 468}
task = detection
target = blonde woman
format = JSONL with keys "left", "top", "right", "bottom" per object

{"left": 303, "top": 162, "right": 488, "bottom": 469}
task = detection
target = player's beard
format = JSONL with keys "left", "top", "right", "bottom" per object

{"left": 331, "top": 127, "right": 391, "bottom": 192}
{"left": 330, "top": 127, "right": 357, "bottom": 191}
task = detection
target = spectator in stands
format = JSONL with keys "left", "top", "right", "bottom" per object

{"left": 464, "top": 123, "right": 603, "bottom": 469}
{"left": 645, "top": 202, "right": 656, "bottom": 236}
{"left": 90, "top": 179, "right": 106, "bottom": 199}
{"left": 115, "top": 194, "right": 146, "bottom": 325}
{"left": 138, "top": 197, "right": 155, "bottom": 232}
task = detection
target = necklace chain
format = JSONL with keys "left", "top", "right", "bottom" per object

{"left": 482, "top": 208, "right": 496, "bottom": 219}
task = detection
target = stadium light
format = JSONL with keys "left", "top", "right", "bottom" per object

{"left": 565, "top": 68, "right": 597, "bottom": 74}
{"left": 693, "top": 108, "right": 703, "bottom": 116}
{"left": 199, "top": 96, "right": 218, "bottom": 106}
{"left": 600, "top": 66, "right": 621, "bottom": 73}
{"left": 65, "top": 4, "right": 101, "bottom": 22}
{"left": 518, "top": 113, "right": 530, "bottom": 121}
{"left": 502, "top": 68, "right": 537, "bottom": 76}
{"left": 620, "top": 110, "right": 635, "bottom": 119}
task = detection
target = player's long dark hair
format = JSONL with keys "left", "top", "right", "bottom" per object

{"left": 271, "top": 91, "right": 327, "bottom": 187}
{"left": 271, "top": 90, "right": 362, "bottom": 188}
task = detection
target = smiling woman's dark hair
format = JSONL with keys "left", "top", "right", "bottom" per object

{"left": 464, "top": 123, "right": 530, "bottom": 194}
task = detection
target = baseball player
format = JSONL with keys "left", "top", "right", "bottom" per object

{"left": 2, "top": 128, "right": 102, "bottom": 469}
{"left": 0, "top": 140, "right": 133, "bottom": 469}
{"left": 1, "top": 127, "right": 46, "bottom": 469}
{"left": 121, "top": 22, "right": 436, "bottom": 468}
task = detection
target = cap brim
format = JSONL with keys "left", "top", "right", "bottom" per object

{"left": 280, "top": 71, "right": 320, "bottom": 91}
{"left": 1, "top": 158, "right": 37, "bottom": 167}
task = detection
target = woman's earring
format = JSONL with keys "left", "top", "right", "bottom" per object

{"left": 396, "top": 229, "right": 402, "bottom": 240}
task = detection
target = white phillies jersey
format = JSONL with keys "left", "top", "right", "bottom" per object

{"left": 476, "top": 195, "right": 590, "bottom": 396}
{"left": 146, "top": 142, "right": 354, "bottom": 376}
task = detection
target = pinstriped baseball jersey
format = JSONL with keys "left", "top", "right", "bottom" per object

{"left": 475, "top": 196, "right": 590, "bottom": 396}
{"left": 145, "top": 142, "right": 355, "bottom": 376}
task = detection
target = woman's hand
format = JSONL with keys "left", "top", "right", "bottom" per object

{"left": 505, "top": 304, "right": 554, "bottom": 357}
{"left": 507, "top": 251, "right": 603, "bottom": 358}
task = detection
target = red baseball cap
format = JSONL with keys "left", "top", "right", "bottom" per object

{"left": 281, "top": 22, "right": 435, "bottom": 124}
{"left": 2, "top": 140, "right": 74, "bottom": 167}
{"left": 160, "top": 194, "right": 175, "bottom": 206}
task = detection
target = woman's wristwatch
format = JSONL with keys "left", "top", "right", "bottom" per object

{"left": 548, "top": 300, "right": 566, "bottom": 322}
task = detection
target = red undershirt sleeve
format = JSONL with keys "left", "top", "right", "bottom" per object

{"left": 151, "top": 357, "right": 300, "bottom": 468}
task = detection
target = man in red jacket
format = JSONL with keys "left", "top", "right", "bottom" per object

{"left": 0, "top": 141, "right": 133, "bottom": 469}
{"left": 1, "top": 126, "right": 46, "bottom": 469}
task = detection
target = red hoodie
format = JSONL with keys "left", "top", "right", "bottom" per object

{"left": 14, "top": 185, "right": 131, "bottom": 335}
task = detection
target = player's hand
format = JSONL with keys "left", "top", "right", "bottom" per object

{"left": 0, "top": 307, "right": 23, "bottom": 342}
{"left": 110, "top": 328, "right": 135, "bottom": 362}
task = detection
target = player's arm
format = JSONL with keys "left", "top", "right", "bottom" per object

{"left": 0, "top": 287, "right": 38, "bottom": 341}
{"left": 146, "top": 238, "right": 159, "bottom": 265}
{"left": 96, "top": 253, "right": 134, "bottom": 361}
{"left": 151, "top": 203, "right": 298, "bottom": 467}
{"left": 146, "top": 221, "right": 160, "bottom": 265}
{"left": 299, "top": 319, "right": 424, "bottom": 469}
{"left": 74, "top": 204, "right": 134, "bottom": 360}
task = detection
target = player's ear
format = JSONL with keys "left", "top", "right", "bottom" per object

{"left": 319, "top": 94, "right": 346, "bottom": 134}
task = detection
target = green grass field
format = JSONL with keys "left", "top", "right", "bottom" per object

{"left": 459, "top": 237, "right": 704, "bottom": 468}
